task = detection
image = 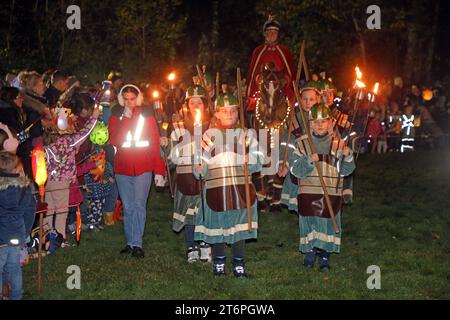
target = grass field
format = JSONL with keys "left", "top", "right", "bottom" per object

{"left": 22, "top": 150, "right": 450, "bottom": 299}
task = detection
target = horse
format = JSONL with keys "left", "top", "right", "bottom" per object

{"left": 249, "top": 62, "right": 291, "bottom": 212}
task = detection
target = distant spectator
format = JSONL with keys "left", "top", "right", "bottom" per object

{"left": 391, "top": 76, "right": 404, "bottom": 106}
{"left": 17, "top": 71, "right": 49, "bottom": 147}
{"left": 386, "top": 101, "right": 402, "bottom": 151}
{"left": 44, "top": 70, "right": 69, "bottom": 107}
{"left": 0, "top": 87, "right": 35, "bottom": 177}
{"left": 367, "top": 111, "right": 383, "bottom": 154}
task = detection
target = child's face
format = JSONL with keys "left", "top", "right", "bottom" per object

{"left": 80, "top": 107, "right": 92, "bottom": 118}
{"left": 311, "top": 118, "right": 332, "bottom": 136}
{"left": 301, "top": 90, "right": 320, "bottom": 112}
{"left": 405, "top": 106, "right": 413, "bottom": 116}
{"left": 215, "top": 107, "right": 238, "bottom": 128}
{"left": 188, "top": 98, "right": 205, "bottom": 118}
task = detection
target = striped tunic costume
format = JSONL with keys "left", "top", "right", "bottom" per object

{"left": 170, "top": 117, "right": 208, "bottom": 232}
{"left": 290, "top": 133, "right": 355, "bottom": 253}
{"left": 194, "top": 128, "right": 264, "bottom": 244}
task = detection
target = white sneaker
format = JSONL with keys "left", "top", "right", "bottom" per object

{"left": 199, "top": 243, "right": 212, "bottom": 262}
{"left": 187, "top": 247, "right": 200, "bottom": 263}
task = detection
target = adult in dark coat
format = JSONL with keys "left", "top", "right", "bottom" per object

{"left": 0, "top": 87, "right": 37, "bottom": 177}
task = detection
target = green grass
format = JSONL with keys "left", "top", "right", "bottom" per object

{"left": 23, "top": 150, "right": 450, "bottom": 299}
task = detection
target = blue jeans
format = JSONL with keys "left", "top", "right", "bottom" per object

{"left": 0, "top": 245, "right": 22, "bottom": 300}
{"left": 115, "top": 172, "right": 153, "bottom": 248}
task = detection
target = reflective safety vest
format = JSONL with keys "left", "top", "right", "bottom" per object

{"left": 122, "top": 114, "right": 149, "bottom": 148}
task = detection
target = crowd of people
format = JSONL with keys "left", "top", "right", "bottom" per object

{"left": 1, "top": 15, "right": 449, "bottom": 300}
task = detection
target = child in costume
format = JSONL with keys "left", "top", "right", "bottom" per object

{"left": 83, "top": 150, "right": 114, "bottom": 230}
{"left": 170, "top": 84, "right": 211, "bottom": 263}
{"left": 288, "top": 103, "right": 355, "bottom": 271}
{"left": 279, "top": 80, "right": 322, "bottom": 212}
{"left": 193, "top": 93, "right": 264, "bottom": 278}
{"left": 43, "top": 107, "right": 98, "bottom": 244}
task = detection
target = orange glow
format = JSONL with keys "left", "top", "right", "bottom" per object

{"left": 355, "top": 66, "right": 362, "bottom": 80}
{"left": 162, "top": 122, "right": 169, "bottom": 130}
{"left": 355, "top": 79, "right": 366, "bottom": 89}
{"left": 194, "top": 109, "right": 202, "bottom": 126}
{"left": 31, "top": 146, "right": 47, "bottom": 200}
{"left": 152, "top": 90, "right": 159, "bottom": 99}
{"left": 168, "top": 72, "right": 176, "bottom": 81}
{"left": 373, "top": 82, "right": 379, "bottom": 94}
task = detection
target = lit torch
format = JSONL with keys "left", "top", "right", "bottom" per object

{"left": 368, "top": 82, "right": 379, "bottom": 103}
{"left": 31, "top": 146, "right": 47, "bottom": 202}
{"left": 153, "top": 90, "right": 161, "bottom": 110}
{"left": 31, "top": 146, "right": 47, "bottom": 292}
{"left": 193, "top": 108, "right": 206, "bottom": 222}
{"left": 353, "top": 66, "right": 366, "bottom": 100}
{"left": 168, "top": 72, "right": 176, "bottom": 90}
{"left": 193, "top": 109, "right": 202, "bottom": 165}
{"left": 356, "top": 82, "right": 380, "bottom": 161}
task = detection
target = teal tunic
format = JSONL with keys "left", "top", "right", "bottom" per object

{"left": 279, "top": 109, "right": 309, "bottom": 211}
{"left": 194, "top": 128, "right": 264, "bottom": 244}
{"left": 170, "top": 117, "right": 207, "bottom": 232}
{"left": 290, "top": 133, "right": 355, "bottom": 253}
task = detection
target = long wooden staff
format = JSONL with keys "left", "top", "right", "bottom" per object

{"left": 282, "top": 41, "right": 306, "bottom": 170}
{"left": 237, "top": 68, "right": 253, "bottom": 232}
{"left": 216, "top": 72, "right": 220, "bottom": 98}
{"left": 196, "top": 65, "right": 214, "bottom": 115}
{"left": 293, "top": 81, "right": 340, "bottom": 233}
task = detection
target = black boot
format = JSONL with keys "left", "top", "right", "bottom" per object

{"left": 270, "top": 203, "right": 282, "bottom": 213}
{"left": 213, "top": 256, "right": 226, "bottom": 276}
{"left": 232, "top": 258, "right": 248, "bottom": 279}
{"left": 318, "top": 250, "right": 331, "bottom": 272}
{"left": 257, "top": 200, "right": 269, "bottom": 213}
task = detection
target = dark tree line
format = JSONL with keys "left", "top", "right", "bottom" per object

{"left": 0, "top": 0, "right": 447, "bottom": 87}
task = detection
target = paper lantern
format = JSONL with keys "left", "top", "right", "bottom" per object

{"left": 90, "top": 121, "right": 109, "bottom": 145}
{"left": 422, "top": 89, "right": 433, "bottom": 101}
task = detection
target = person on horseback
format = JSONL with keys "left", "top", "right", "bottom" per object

{"left": 245, "top": 15, "right": 295, "bottom": 122}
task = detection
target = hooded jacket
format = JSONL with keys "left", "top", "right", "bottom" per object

{"left": 0, "top": 173, "right": 36, "bottom": 246}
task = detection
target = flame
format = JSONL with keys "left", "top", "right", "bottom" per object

{"left": 31, "top": 147, "right": 47, "bottom": 187}
{"left": 162, "top": 122, "right": 169, "bottom": 130}
{"left": 194, "top": 109, "right": 202, "bottom": 125}
{"left": 152, "top": 90, "right": 159, "bottom": 99}
{"left": 355, "top": 79, "right": 366, "bottom": 88}
{"left": 373, "top": 82, "right": 379, "bottom": 94}
{"left": 31, "top": 146, "right": 47, "bottom": 199}
{"left": 168, "top": 72, "right": 176, "bottom": 81}
{"left": 355, "top": 66, "right": 362, "bottom": 80}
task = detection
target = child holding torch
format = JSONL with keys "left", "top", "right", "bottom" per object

{"left": 170, "top": 85, "right": 212, "bottom": 263}
{"left": 193, "top": 93, "right": 264, "bottom": 278}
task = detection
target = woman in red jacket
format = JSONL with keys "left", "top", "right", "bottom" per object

{"left": 108, "top": 84, "right": 166, "bottom": 258}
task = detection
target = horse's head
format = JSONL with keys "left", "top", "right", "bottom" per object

{"left": 257, "top": 62, "right": 288, "bottom": 125}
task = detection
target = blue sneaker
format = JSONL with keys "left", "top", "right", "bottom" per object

{"left": 46, "top": 230, "right": 57, "bottom": 254}
{"left": 303, "top": 248, "right": 317, "bottom": 268}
